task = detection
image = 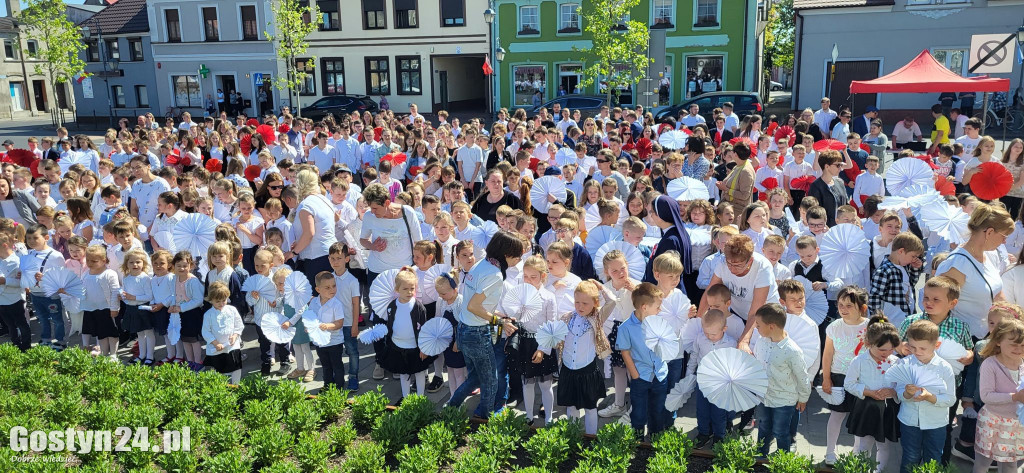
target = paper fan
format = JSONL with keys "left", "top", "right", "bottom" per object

{"left": 859, "top": 143, "right": 872, "bottom": 153}
{"left": 244, "top": 165, "right": 262, "bottom": 181}
{"left": 790, "top": 175, "right": 815, "bottom": 192}
{"left": 657, "top": 290, "right": 693, "bottom": 324}
{"left": 774, "top": 125, "right": 796, "bottom": 147}
{"left": 936, "top": 337, "right": 968, "bottom": 374}
{"left": 531, "top": 176, "right": 567, "bottom": 213}
{"left": 820, "top": 223, "right": 869, "bottom": 280}
{"left": 786, "top": 315, "right": 821, "bottom": 370}
{"left": 793, "top": 276, "right": 828, "bottom": 325}
{"left": 418, "top": 264, "right": 452, "bottom": 303}
{"left": 302, "top": 309, "right": 332, "bottom": 346}
{"left": 382, "top": 151, "right": 407, "bottom": 166}
{"left": 59, "top": 151, "right": 91, "bottom": 174}
{"left": 167, "top": 313, "right": 181, "bottom": 345}
{"left": 418, "top": 317, "right": 454, "bottom": 356}
{"left": 765, "top": 121, "right": 779, "bottom": 138}
{"left": 278, "top": 124, "right": 290, "bottom": 134}
{"left": 686, "top": 223, "right": 713, "bottom": 247}
{"left": 935, "top": 177, "right": 956, "bottom": 196}
{"left": 246, "top": 118, "right": 260, "bottom": 127}
{"left": 554, "top": 148, "right": 578, "bottom": 168}
{"left": 729, "top": 137, "right": 754, "bottom": 147}
{"left": 813, "top": 139, "right": 846, "bottom": 152}
{"left": 761, "top": 177, "right": 779, "bottom": 190}
{"left": 971, "top": 161, "right": 1015, "bottom": 200}
{"left": 255, "top": 124, "right": 276, "bottom": 144}
{"left": 878, "top": 186, "right": 943, "bottom": 212}
{"left": 696, "top": 347, "right": 769, "bottom": 412}
{"left": 815, "top": 386, "right": 846, "bottom": 405}
{"left": 240, "top": 134, "right": 253, "bottom": 156}
{"left": 260, "top": 312, "right": 296, "bottom": 344}
{"left": 666, "top": 176, "right": 711, "bottom": 201}
{"left": 536, "top": 320, "right": 569, "bottom": 351}
{"left": 40, "top": 268, "right": 85, "bottom": 300}
{"left": 658, "top": 130, "right": 689, "bottom": 150}
{"left": 585, "top": 226, "right": 623, "bottom": 258}
{"left": 584, "top": 204, "right": 602, "bottom": 231}
{"left": 369, "top": 268, "right": 401, "bottom": 318}
{"left": 885, "top": 362, "right": 945, "bottom": 394}
{"left": 918, "top": 202, "right": 970, "bottom": 245}
{"left": 678, "top": 318, "right": 703, "bottom": 355}
{"left": 171, "top": 213, "right": 217, "bottom": 257}
{"left": 479, "top": 220, "right": 500, "bottom": 239}
{"left": 881, "top": 302, "right": 907, "bottom": 328}
{"left": 643, "top": 315, "right": 680, "bottom": 361}
{"left": 242, "top": 274, "right": 277, "bottom": 302}
{"left": 357, "top": 324, "right": 389, "bottom": 344}
{"left": 283, "top": 271, "right": 313, "bottom": 309}
{"left": 4, "top": 149, "right": 35, "bottom": 167}
{"left": 665, "top": 375, "right": 697, "bottom": 411}
{"left": 152, "top": 231, "right": 176, "bottom": 253}
{"left": 886, "top": 157, "right": 934, "bottom": 196}
{"left": 500, "top": 283, "right": 544, "bottom": 321}
{"left": 594, "top": 241, "right": 645, "bottom": 281}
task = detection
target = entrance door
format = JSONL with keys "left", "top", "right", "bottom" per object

{"left": 218, "top": 75, "right": 237, "bottom": 115}
{"left": 56, "top": 83, "right": 68, "bottom": 109}
{"left": 559, "top": 64, "right": 582, "bottom": 95}
{"left": 258, "top": 78, "right": 274, "bottom": 116}
{"left": 32, "top": 80, "right": 46, "bottom": 111}
{"left": 826, "top": 60, "right": 879, "bottom": 116}
{"left": 9, "top": 82, "right": 24, "bottom": 111}
{"left": 438, "top": 71, "right": 449, "bottom": 111}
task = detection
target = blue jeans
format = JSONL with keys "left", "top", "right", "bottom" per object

{"left": 343, "top": 330, "right": 359, "bottom": 378}
{"left": 31, "top": 294, "right": 63, "bottom": 344}
{"left": 492, "top": 335, "right": 508, "bottom": 408}
{"left": 756, "top": 404, "right": 798, "bottom": 456}
{"left": 900, "top": 424, "right": 944, "bottom": 473}
{"left": 696, "top": 382, "right": 730, "bottom": 438}
{"left": 447, "top": 324, "right": 497, "bottom": 418}
{"left": 629, "top": 376, "right": 668, "bottom": 437}
{"left": 315, "top": 344, "right": 346, "bottom": 390}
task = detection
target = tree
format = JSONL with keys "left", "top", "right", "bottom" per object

{"left": 574, "top": 0, "right": 652, "bottom": 107}
{"left": 764, "top": 0, "right": 794, "bottom": 79}
{"left": 266, "top": 0, "right": 319, "bottom": 117}
{"left": 16, "top": 0, "right": 86, "bottom": 127}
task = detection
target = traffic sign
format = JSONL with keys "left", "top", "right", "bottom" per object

{"left": 254, "top": 73, "right": 264, "bottom": 86}
{"left": 969, "top": 34, "right": 1014, "bottom": 74}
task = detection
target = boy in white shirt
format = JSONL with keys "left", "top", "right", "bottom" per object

{"left": 308, "top": 271, "right": 348, "bottom": 391}
{"left": 329, "top": 242, "right": 361, "bottom": 391}
{"left": 851, "top": 155, "right": 884, "bottom": 212}
{"left": 897, "top": 319, "right": 956, "bottom": 473}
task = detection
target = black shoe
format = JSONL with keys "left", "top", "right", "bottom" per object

{"left": 391, "top": 397, "right": 404, "bottom": 407}
{"left": 260, "top": 363, "right": 271, "bottom": 376}
{"left": 694, "top": 434, "right": 713, "bottom": 450}
{"left": 951, "top": 442, "right": 975, "bottom": 462}
{"left": 426, "top": 375, "right": 443, "bottom": 393}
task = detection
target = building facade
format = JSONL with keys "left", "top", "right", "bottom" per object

{"left": 793, "top": 0, "right": 1024, "bottom": 115}
{"left": 0, "top": 1, "right": 77, "bottom": 120}
{"left": 147, "top": 0, "right": 277, "bottom": 120}
{"left": 292, "top": 0, "right": 490, "bottom": 115}
{"left": 72, "top": 0, "right": 159, "bottom": 127}
{"left": 495, "top": 0, "right": 770, "bottom": 110}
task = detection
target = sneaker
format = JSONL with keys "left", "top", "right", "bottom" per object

{"left": 51, "top": 343, "right": 65, "bottom": 352}
{"left": 694, "top": 434, "right": 713, "bottom": 450}
{"left": 286, "top": 369, "right": 304, "bottom": 379}
{"left": 372, "top": 364, "right": 385, "bottom": 380}
{"left": 90, "top": 347, "right": 101, "bottom": 356}
{"left": 347, "top": 379, "right": 359, "bottom": 391}
{"left": 951, "top": 442, "right": 976, "bottom": 462}
{"left": 260, "top": 363, "right": 271, "bottom": 377}
{"left": 278, "top": 362, "right": 292, "bottom": 375}
{"left": 143, "top": 359, "right": 154, "bottom": 366}
{"left": 598, "top": 403, "right": 627, "bottom": 418}
{"left": 302, "top": 370, "right": 315, "bottom": 383}
{"left": 426, "top": 375, "right": 443, "bottom": 393}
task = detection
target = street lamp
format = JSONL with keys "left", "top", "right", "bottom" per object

{"left": 496, "top": 47, "right": 505, "bottom": 62}
{"left": 485, "top": 4, "right": 497, "bottom": 120}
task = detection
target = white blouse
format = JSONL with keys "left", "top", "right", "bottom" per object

{"left": 151, "top": 274, "right": 174, "bottom": 307}
{"left": 232, "top": 214, "right": 265, "bottom": 249}
{"left": 562, "top": 312, "right": 597, "bottom": 370}
{"left": 121, "top": 273, "right": 153, "bottom": 306}
{"left": 545, "top": 272, "right": 581, "bottom": 319}
{"left": 201, "top": 305, "right": 244, "bottom": 355}
{"left": 844, "top": 351, "right": 900, "bottom": 399}
{"left": 81, "top": 269, "right": 120, "bottom": 312}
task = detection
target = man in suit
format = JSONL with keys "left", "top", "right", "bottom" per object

{"left": 710, "top": 115, "right": 734, "bottom": 147}
{"left": 39, "top": 137, "right": 60, "bottom": 161}
{"left": 852, "top": 105, "right": 878, "bottom": 137}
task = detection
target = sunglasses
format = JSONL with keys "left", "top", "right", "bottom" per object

{"left": 269, "top": 185, "right": 284, "bottom": 190}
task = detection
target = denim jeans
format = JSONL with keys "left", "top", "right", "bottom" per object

{"left": 315, "top": 344, "right": 346, "bottom": 390}
{"left": 31, "top": 294, "right": 64, "bottom": 344}
{"left": 493, "top": 335, "right": 508, "bottom": 408}
{"left": 343, "top": 330, "right": 359, "bottom": 378}
{"left": 664, "top": 359, "right": 683, "bottom": 419}
{"left": 447, "top": 324, "right": 497, "bottom": 418}
{"left": 900, "top": 424, "right": 944, "bottom": 473}
{"left": 756, "top": 404, "right": 798, "bottom": 456}
{"left": 695, "top": 382, "right": 729, "bottom": 438}
{"left": 0, "top": 300, "right": 29, "bottom": 351}
{"left": 629, "top": 376, "right": 668, "bottom": 437}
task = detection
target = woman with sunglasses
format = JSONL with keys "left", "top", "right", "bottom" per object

{"left": 254, "top": 172, "right": 288, "bottom": 220}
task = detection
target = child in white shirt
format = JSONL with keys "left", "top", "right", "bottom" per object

{"left": 201, "top": 282, "right": 244, "bottom": 384}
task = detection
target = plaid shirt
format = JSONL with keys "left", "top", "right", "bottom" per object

{"left": 898, "top": 313, "right": 974, "bottom": 351}
{"left": 868, "top": 258, "right": 923, "bottom": 317}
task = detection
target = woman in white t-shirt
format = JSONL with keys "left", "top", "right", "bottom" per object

{"left": 359, "top": 182, "right": 423, "bottom": 288}
{"left": 285, "top": 169, "right": 337, "bottom": 289}
{"left": 698, "top": 234, "right": 779, "bottom": 353}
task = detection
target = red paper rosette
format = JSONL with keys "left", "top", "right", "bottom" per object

{"left": 205, "top": 158, "right": 222, "bottom": 173}
{"left": 765, "top": 121, "right": 779, "bottom": 138}
{"left": 256, "top": 124, "right": 276, "bottom": 144}
{"left": 277, "top": 124, "right": 291, "bottom": 134}
{"left": 813, "top": 139, "right": 846, "bottom": 152}
{"left": 165, "top": 149, "right": 181, "bottom": 166}
{"left": 935, "top": 177, "right": 956, "bottom": 196}
{"left": 244, "top": 165, "right": 262, "bottom": 181}
{"left": 635, "top": 138, "right": 653, "bottom": 159}
{"left": 859, "top": 143, "right": 871, "bottom": 153}
{"left": 970, "top": 161, "right": 1014, "bottom": 200}
{"left": 240, "top": 134, "right": 253, "bottom": 157}
{"left": 729, "top": 137, "right": 754, "bottom": 147}
{"left": 382, "top": 152, "right": 407, "bottom": 166}
{"left": 914, "top": 155, "right": 939, "bottom": 170}
{"left": 29, "top": 160, "right": 40, "bottom": 178}
{"left": 844, "top": 160, "right": 861, "bottom": 181}
{"left": 761, "top": 177, "right": 779, "bottom": 190}
{"left": 773, "top": 125, "right": 796, "bottom": 147}
{"left": 791, "top": 175, "right": 815, "bottom": 192}
{"left": 246, "top": 118, "right": 260, "bottom": 127}
{"left": 657, "top": 123, "right": 675, "bottom": 136}
{"left": 4, "top": 149, "right": 35, "bottom": 167}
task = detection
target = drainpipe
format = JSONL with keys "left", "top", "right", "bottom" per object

{"left": 792, "top": 10, "right": 803, "bottom": 110}
{"left": 741, "top": 0, "right": 748, "bottom": 91}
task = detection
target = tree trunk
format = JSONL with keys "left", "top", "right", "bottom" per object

{"left": 49, "top": 72, "right": 62, "bottom": 128}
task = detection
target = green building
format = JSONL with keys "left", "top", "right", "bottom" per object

{"left": 494, "top": 0, "right": 771, "bottom": 109}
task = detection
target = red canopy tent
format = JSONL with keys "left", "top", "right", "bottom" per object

{"left": 850, "top": 50, "right": 1010, "bottom": 94}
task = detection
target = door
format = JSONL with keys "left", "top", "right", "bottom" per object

{"left": 32, "top": 80, "right": 46, "bottom": 111}
{"left": 559, "top": 64, "right": 582, "bottom": 95}
{"left": 56, "top": 83, "right": 68, "bottom": 109}
{"left": 438, "top": 71, "right": 449, "bottom": 111}
{"left": 826, "top": 60, "right": 879, "bottom": 116}
{"left": 9, "top": 82, "right": 24, "bottom": 111}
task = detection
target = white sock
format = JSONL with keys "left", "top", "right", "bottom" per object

{"left": 414, "top": 371, "right": 426, "bottom": 395}
{"left": 294, "top": 343, "right": 308, "bottom": 370}
{"left": 103, "top": 337, "right": 118, "bottom": 356}
{"left": 163, "top": 337, "right": 176, "bottom": 360}
{"left": 229, "top": 370, "right": 241, "bottom": 384}
{"left": 825, "top": 411, "right": 847, "bottom": 460}
{"left": 613, "top": 366, "right": 627, "bottom": 407}
{"left": 523, "top": 379, "right": 537, "bottom": 419}
{"left": 448, "top": 367, "right": 466, "bottom": 398}
{"left": 141, "top": 330, "right": 156, "bottom": 360}
{"left": 190, "top": 342, "right": 203, "bottom": 363}
{"left": 433, "top": 356, "right": 445, "bottom": 378}
{"left": 539, "top": 379, "right": 554, "bottom": 423}
{"left": 604, "top": 357, "right": 612, "bottom": 378}
{"left": 81, "top": 334, "right": 93, "bottom": 348}
{"left": 876, "top": 440, "right": 892, "bottom": 473}
{"left": 567, "top": 407, "right": 580, "bottom": 419}
{"left": 584, "top": 409, "right": 598, "bottom": 435}
{"left": 400, "top": 374, "right": 412, "bottom": 397}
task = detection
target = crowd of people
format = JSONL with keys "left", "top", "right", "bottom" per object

{"left": 0, "top": 98, "right": 1023, "bottom": 473}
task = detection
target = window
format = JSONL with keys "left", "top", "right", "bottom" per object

{"left": 172, "top": 75, "right": 201, "bottom": 107}
{"left": 135, "top": 85, "right": 149, "bottom": 108}
{"left": 441, "top": 0, "right": 465, "bottom": 26}
{"left": 653, "top": 0, "right": 674, "bottom": 28}
{"left": 241, "top": 5, "right": 260, "bottom": 39}
{"left": 105, "top": 39, "right": 119, "bottom": 61}
{"left": 695, "top": 0, "right": 719, "bottom": 27}
{"left": 363, "top": 0, "right": 386, "bottom": 29}
{"left": 317, "top": 0, "right": 339, "bottom": 31}
{"left": 519, "top": 5, "right": 539, "bottom": 35}
{"left": 202, "top": 7, "right": 220, "bottom": 41}
{"left": 165, "top": 9, "right": 181, "bottom": 42}
{"left": 85, "top": 41, "right": 99, "bottom": 62}
{"left": 3, "top": 39, "right": 19, "bottom": 60}
{"left": 613, "top": 12, "right": 629, "bottom": 30}
{"left": 394, "top": 0, "right": 418, "bottom": 28}
{"left": 513, "top": 65, "right": 546, "bottom": 106}
{"left": 365, "top": 57, "right": 390, "bottom": 95}
{"left": 933, "top": 49, "right": 966, "bottom": 75}
{"left": 397, "top": 56, "right": 421, "bottom": 95}
{"left": 559, "top": 4, "right": 580, "bottom": 33}
{"left": 322, "top": 58, "right": 345, "bottom": 95}
{"left": 128, "top": 38, "right": 143, "bottom": 61}
{"left": 687, "top": 55, "right": 724, "bottom": 95}
{"left": 295, "top": 58, "right": 316, "bottom": 95}
{"left": 111, "top": 85, "right": 125, "bottom": 108}
{"left": 25, "top": 40, "right": 37, "bottom": 57}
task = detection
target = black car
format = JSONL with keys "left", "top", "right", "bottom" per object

{"left": 654, "top": 91, "right": 763, "bottom": 124}
{"left": 527, "top": 94, "right": 608, "bottom": 118}
{"left": 300, "top": 95, "right": 378, "bottom": 121}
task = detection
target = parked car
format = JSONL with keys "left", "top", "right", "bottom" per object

{"left": 770, "top": 81, "right": 784, "bottom": 91}
{"left": 526, "top": 95, "right": 609, "bottom": 118}
{"left": 654, "top": 91, "right": 763, "bottom": 124}
{"left": 300, "top": 95, "right": 378, "bottom": 121}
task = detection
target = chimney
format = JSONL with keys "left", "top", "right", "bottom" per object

{"left": 6, "top": 0, "right": 19, "bottom": 18}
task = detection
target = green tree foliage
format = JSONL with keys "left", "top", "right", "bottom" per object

{"left": 16, "top": 0, "right": 86, "bottom": 126}
{"left": 266, "top": 0, "right": 319, "bottom": 116}
{"left": 574, "top": 0, "right": 652, "bottom": 107}
{"left": 765, "top": 0, "right": 794, "bottom": 73}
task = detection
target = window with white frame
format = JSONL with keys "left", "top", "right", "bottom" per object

{"left": 519, "top": 5, "right": 539, "bottom": 34}
{"left": 653, "top": 0, "right": 674, "bottom": 28}
{"left": 932, "top": 49, "right": 966, "bottom": 75}
{"left": 613, "top": 12, "right": 629, "bottom": 30}
{"left": 202, "top": 7, "right": 219, "bottom": 41}
{"left": 295, "top": 58, "right": 316, "bottom": 95}
{"left": 25, "top": 40, "right": 37, "bottom": 57}
{"left": 172, "top": 75, "right": 201, "bottom": 107}
{"left": 695, "top": 0, "right": 719, "bottom": 27}
{"left": 241, "top": 5, "right": 260, "bottom": 39}
{"left": 111, "top": 86, "right": 125, "bottom": 108}
{"left": 135, "top": 85, "right": 149, "bottom": 108}
{"left": 513, "top": 65, "right": 546, "bottom": 106}
{"left": 559, "top": 4, "right": 580, "bottom": 33}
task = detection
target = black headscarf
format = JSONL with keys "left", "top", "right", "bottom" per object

{"left": 653, "top": 195, "right": 694, "bottom": 273}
